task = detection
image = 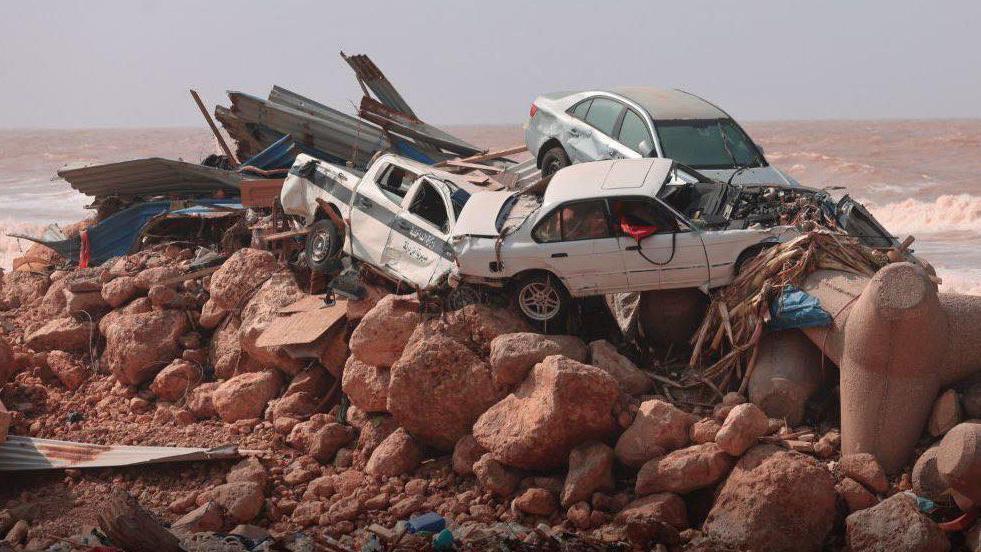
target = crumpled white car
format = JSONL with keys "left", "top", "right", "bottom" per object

{"left": 450, "top": 158, "right": 800, "bottom": 324}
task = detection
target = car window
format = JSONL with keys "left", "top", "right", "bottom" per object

{"left": 569, "top": 99, "right": 592, "bottom": 120}
{"left": 655, "top": 119, "right": 762, "bottom": 170}
{"left": 408, "top": 181, "right": 450, "bottom": 233}
{"left": 610, "top": 198, "right": 681, "bottom": 235}
{"left": 584, "top": 98, "right": 624, "bottom": 136}
{"left": 375, "top": 164, "right": 418, "bottom": 205}
{"left": 618, "top": 110, "right": 654, "bottom": 155}
{"left": 533, "top": 199, "right": 612, "bottom": 243}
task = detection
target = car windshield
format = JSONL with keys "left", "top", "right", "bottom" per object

{"left": 654, "top": 119, "right": 763, "bottom": 170}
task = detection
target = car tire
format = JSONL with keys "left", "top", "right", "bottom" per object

{"left": 514, "top": 273, "right": 569, "bottom": 330}
{"left": 540, "top": 146, "right": 570, "bottom": 177}
{"left": 305, "top": 219, "right": 341, "bottom": 273}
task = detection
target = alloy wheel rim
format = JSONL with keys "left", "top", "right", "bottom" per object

{"left": 310, "top": 229, "right": 331, "bottom": 262}
{"left": 518, "top": 281, "right": 560, "bottom": 321}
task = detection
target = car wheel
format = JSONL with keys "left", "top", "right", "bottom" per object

{"left": 515, "top": 273, "right": 568, "bottom": 329}
{"left": 305, "top": 219, "right": 341, "bottom": 273}
{"left": 540, "top": 146, "right": 570, "bottom": 177}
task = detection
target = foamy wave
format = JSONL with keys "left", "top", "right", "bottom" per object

{"left": 866, "top": 194, "right": 981, "bottom": 236}
{"left": 936, "top": 267, "right": 981, "bottom": 296}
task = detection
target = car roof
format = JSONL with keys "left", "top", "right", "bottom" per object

{"left": 543, "top": 159, "right": 674, "bottom": 207}
{"left": 607, "top": 88, "right": 728, "bottom": 120}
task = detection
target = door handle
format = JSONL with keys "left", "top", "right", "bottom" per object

{"left": 625, "top": 245, "right": 640, "bottom": 251}
{"left": 551, "top": 252, "right": 568, "bottom": 258}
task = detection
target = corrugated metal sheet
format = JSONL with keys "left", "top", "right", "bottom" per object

{"left": 342, "top": 52, "right": 418, "bottom": 118}
{"left": 0, "top": 435, "right": 240, "bottom": 471}
{"left": 58, "top": 158, "right": 243, "bottom": 198}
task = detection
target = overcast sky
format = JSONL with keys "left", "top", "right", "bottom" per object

{"left": 1, "top": 0, "right": 979, "bottom": 128}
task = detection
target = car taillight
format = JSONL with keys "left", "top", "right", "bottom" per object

{"left": 529, "top": 103, "right": 538, "bottom": 118}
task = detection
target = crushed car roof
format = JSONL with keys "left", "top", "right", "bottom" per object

{"left": 610, "top": 87, "right": 728, "bottom": 120}
{"left": 543, "top": 158, "right": 674, "bottom": 206}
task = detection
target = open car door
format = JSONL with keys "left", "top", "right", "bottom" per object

{"left": 382, "top": 177, "right": 458, "bottom": 289}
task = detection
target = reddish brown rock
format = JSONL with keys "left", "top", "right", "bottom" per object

{"left": 64, "top": 289, "right": 109, "bottom": 317}
{"left": 148, "top": 284, "right": 180, "bottom": 309}
{"left": 349, "top": 294, "right": 421, "bottom": 368}
{"left": 149, "top": 359, "right": 201, "bottom": 401}
{"left": 839, "top": 453, "right": 889, "bottom": 494}
{"left": 210, "top": 315, "right": 259, "bottom": 380}
{"left": 104, "top": 310, "right": 187, "bottom": 385}
{"left": 101, "top": 276, "right": 139, "bottom": 308}
{"left": 38, "top": 277, "right": 69, "bottom": 316}
{"left": 0, "top": 337, "right": 14, "bottom": 385}
{"left": 0, "top": 270, "right": 49, "bottom": 308}
{"left": 187, "top": 382, "right": 219, "bottom": 419}
{"left": 388, "top": 332, "right": 504, "bottom": 451}
{"left": 198, "top": 298, "right": 228, "bottom": 330}
{"left": 566, "top": 501, "right": 592, "bottom": 529}
{"left": 239, "top": 271, "right": 306, "bottom": 374}
{"left": 489, "top": 332, "right": 587, "bottom": 387}
{"left": 213, "top": 371, "right": 283, "bottom": 423}
{"left": 636, "top": 443, "right": 733, "bottom": 495}
{"left": 270, "top": 392, "right": 318, "bottom": 423}
{"left": 588, "top": 340, "right": 652, "bottom": 395}
{"left": 408, "top": 303, "right": 530, "bottom": 358}
{"left": 513, "top": 488, "right": 558, "bottom": 516}
{"left": 365, "top": 428, "right": 423, "bottom": 477}
{"left": 616, "top": 493, "right": 688, "bottom": 531}
{"left": 837, "top": 477, "right": 878, "bottom": 512}
{"left": 98, "top": 296, "right": 151, "bottom": 337}
{"left": 307, "top": 423, "right": 355, "bottom": 463}
{"left": 690, "top": 418, "right": 722, "bottom": 444}
{"left": 46, "top": 350, "right": 88, "bottom": 390}
{"left": 474, "top": 453, "right": 522, "bottom": 497}
{"left": 846, "top": 493, "right": 949, "bottom": 552}
{"left": 302, "top": 476, "right": 335, "bottom": 501}
{"left": 227, "top": 457, "right": 268, "bottom": 488}
{"left": 208, "top": 248, "right": 280, "bottom": 310}
{"left": 473, "top": 355, "right": 619, "bottom": 470}
{"left": 208, "top": 482, "right": 264, "bottom": 524}
{"left": 715, "top": 403, "right": 769, "bottom": 457}
{"left": 171, "top": 502, "right": 227, "bottom": 534}
{"left": 928, "top": 389, "right": 962, "bottom": 437}
{"left": 703, "top": 445, "right": 836, "bottom": 552}
{"left": 25, "top": 317, "right": 95, "bottom": 352}
{"left": 562, "top": 441, "right": 615, "bottom": 508}
{"left": 615, "top": 399, "right": 691, "bottom": 468}
{"left": 341, "top": 356, "right": 390, "bottom": 413}
{"left": 452, "top": 434, "right": 486, "bottom": 476}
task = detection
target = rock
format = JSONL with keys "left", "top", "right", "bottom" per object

{"left": 452, "top": 434, "right": 486, "bottom": 476}
{"left": 239, "top": 271, "right": 306, "bottom": 374}
{"left": 964, "top": 379, "right": 981, "bottom": 419}
{"left": 302, "top": 476, "right": 335, "bottom": 501}
{"left": 345, "top": 281, "right": 387, "bottom": 324}
{"left": 839, "top": 453, "right": 889, "bottom": 494}
{"left": 928, "top": 389, "right": 962, "bottom": 437}
{"left": 690, "top": 418, "right": 722, "bottom": 444}
{"left": 0, "top": 270, "right": 49, "bottom": 308}
{"left": 38, "top": 277, "right": 69, "bottom": 316}
{"left": 270, "top": 392, "right": 317, "bottom": 423}
{"left": 213, "top": 371, "right": 283, "bottom": 423}
{"left": 489, "top": 332, "right": 587, "bottom": 387}
{"left": 341, "top": 356, "right": 390, "bottom": 413}
{"left": 64, "top": 289, "right": 109, "bottom": 316}
{"left": 845, "top": 492, "right": 949, "bottom": 552}
{"left": 388, "top": 331, "right": 504, "bottom": 451}
{"left": 748, "top": 329, "right": 824, "bottom": 426}
{"left": 148, "top": 284, "right": 179, "bottom": 308}
{"left": 210, "top": 316, "right": 259, "bottom": 380}
{"left": 703, "top": 445, "right": 837, "bottom": 552}
{"left": 934, "top": 421, "right": 981, "bottom": 505}
{"left": 636, "top": 443, "right": 733, "bottom": 495}
{"left": 562, "top": 441, "right": 614, "bottom": 508}
{"left": 588, "top": 340, "right": 651, "bottom": 395}
{"left": 25, "top": 317, "right": 95, "bottom": 352}
{"left": 45, "top": 350, "right": 88, "bottom": 390}
{"left": 615, "top": 399, "right": 692, "bottom": 468}
{"left": 134, "top": 266, "right": 181, "bottom": 290}
{"left": 513, "top": 487, "right": 558, "bottom": 516}
{"left": 209, "top": 482, "right": 265, "bottom": 524}
{"left": 473, "top": 355, "right": 619, "bottom": 470}
{"left": 99, "top": 296, "right": 151, "bottom": 337}
{"left": 0, "top": 337, "right": 14, "bottom": 385}
{"left": 198, "top": 298, "right": 228, "bottom": 330}
{"left": 414, "top": 303, "right": 531, "bottom": 357}
{"left": 389, "top": 496, "right": 425, "bottom": 519}
{"left": 715, "top": 403, "right": 769, "bottom": 457}
{"left": 101, "top": 276, "right": 139, "bottom": 308}
{"left": 227, "top": 457, "right": 268, "bottom": 488}
{"left": 566, "top": 501, "right": 592, "bottom": 530}
{"left": 230, "top": 525, "right": 268, "bottom": 542}
{"left": 209, "top": 248, "right": 280, "bottom": 310}
{"left": 355, "top": 414, "right": 398, "bottom": 455}
{"left": 286, "top": 365, "right": 332, "bottom": 398}
{"left": 172, "top": 502, "right": 226, "bottom": 534}
{"left": 327, "top": 495, "right": 362, "bottom": 522}
{"left": 149, "top": 359, "right": 200, "bottom": 401}
{"left": 104, "top": 310, "right": 188, "bottom": 385}
{"left": 308, "top": 423, "right": 355, "bottom": 463}
{"left": 3, "top": 519, "right": 28, "bottom": 545}
{"left": 616, "top": 493, "right": 688, "bottom": 531}
{"left": 291, "top": 501, "right": 324, "bottom": 527}
{"left": 349, "top": 294, "right": 422, "bottom": 368}
{"left": 473, "top": 453, "right": 521, "bottom": 497}
{"left": 912, "top": 446, "right": 949, "bottom": 502}
{"left": 837, "top": 477, "right": 878, "bottom": 512}
{"left": 187, "top": 382, "right": 219, "bottom": 419}
{"left": 365, "top": 428, "right": 423, "bottom": 477}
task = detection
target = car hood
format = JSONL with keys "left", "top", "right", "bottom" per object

{"left": 697, "top": 166, "right": 799, "bottom": 187}
{"left": 452, "top": 190, "right": 516, "bottom": 238}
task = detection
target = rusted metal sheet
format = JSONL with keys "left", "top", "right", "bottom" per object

{"left": 0, "top": 436, "right": 240, "bottom": 471}
{"left": 240, "top": 178, "right": 285, "bottom": 208}
{"left": 256, "top": 296, "right": 347, "bottom": 348}
{"left": 57, "top": 158, "right": 243, "bottom": 199}
{"left": 342, "top": 52, "right": 418, "bottom": 118}
{"left": 358, "top": 96, "right": 482, "bottom": 157}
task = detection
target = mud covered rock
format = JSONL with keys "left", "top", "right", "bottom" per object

{"left": 104, "top": 310, "right": 187, "bottom": 385}
{"left": 149, "top": 359, "right": 201, "bottom": 402}
{"left": 489, "top": 332, "right": 587, "bottom": 387}
{"left": 341, "top": 356, "right": 390, "bottom": 413}
{"left": 474, "top": 453, "right": 521, "bottom": 497}
{"left": 588, "top": 340, "right": 651, "bottom": 395}
{"left": 38, "top": 277, "right": 69, "bottom": 316}
{"left": 846, "top": 492, "right": 949, "bottom": 552}
{"left": 207, "top": 482, "right": 264, "bottom": 524}
{"left": 46, "top": 350, "right": 88, "bottom": 390}
{"left": 213, "top": 371, "right": 283, "bottom": 423}
{"left": 198, "top": 297, "right": 229, "bottom": 330}
{"left": 615, "top": 399, "right": 692, "bottom": 468}
{"left": 210, "top": 315, "right": 260, "bottom": 380}
{"left": 134, "top": 266, "right": 181, "bottom": 290}
{"left": 473, "top": 355, "right": 619, "bottom": 470}
{"left": 409, "top": 303, "right": 530, "bottom": 358}
{"left": 98, "top": 296, "right": 151, "bottom": 337}
{"left": 636, "top": 443, "right": 733, "bottom": 496}
{"left": 187, "top": 382, "right": 220, "bottom": 419}
{"left": 101, "top": 276, "right": 139, "bottom": 308}
{"left": 452, "top": 434, "right": 486, "bottom": 476}
{"left": 365, "top": 428, "right": 423, "bottom": 477}
{"left": 65, "top": 289, "right": 109, "bottom": 317}
{"left": 308, "top": 423, "right": 355, "bottom": 463}
{"left": 239, "top": 271, "right": 306, "bottom": 374}
{"left": 839, "top": 452, "right": 889, "bottom": 494}
{"left": 837, "top": 477, "right": 878, "bottom": 512}
{"left": 715, "top": 403, "right": 769, "bottom": 457}
{"left": 562, "top": 441, "right": 615, "bottom": 507}
{"left": 349, "top": 294, "right": 421, "bottom": 368}
{"left": 616, "top": 493, "right": 688, "bottom": 531}
{"left": 0, "top": 271, "right": 49, "bottom": 308}
{"left": 703, "top": 444, "right": 836, "bottom": 552}
{"left": 26, "top": 317, "right": 95, "bottom": 353}
{"left": 513, "top": 488, "right": 558, "bottom": 516}
{"left": 209, "top": 248, "right": 279, "bottom": 310}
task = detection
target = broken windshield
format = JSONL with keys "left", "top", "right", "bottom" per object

{"left": 655, "top": 119, "right": 764, "bottom": 170}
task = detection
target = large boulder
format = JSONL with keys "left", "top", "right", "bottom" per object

{"left": 846, "top": 492, "right": 949, "bottom": 552}
{"left": 473, "top": 355, "right": 619, "bottom": 470}
{"left": 341, "top": 356, "right": 390, "bottom": 413}
{"left": 149, "top": 359, "right": 201, "bottom": 402}
{"left": 104, "top": 310, "right": 188, "bottom": 385}
{"left": 133, "top": 266, "right": 181, "bottom": 290}
{"left": 365, "top": 428, "right": 423, "bottom": 477}
{"left": 98, "top": 297, "right": 151, "bottom": 337}
{"left": 348, "top": 294, "right": 421, "bottom": 368}
{"left": 615, "top": 399, "right": 693, "bottom": 468}
{"left": 101, "top": 276, "right": 139, "bottom": 308}
{"left": 636, "top": 443, "right": 733, "bottom": 495}
{"left": 64, "top": 289, "right": 109, "bottom": 317}
{"left": 239, "top": 271, "right": 306, "bottom": 374}
{"left": 387, "top": 332, "right": 503, "bottom": 450}
{"left": 208, "top": 248, "right": 280, "bottom": 311}
{"left": 488, "top": 332, "right": 587, "bottom": 387}
{"left": 702, "top": 445, "right": 837, "bottom": 552}
{"left": 26, "top": 317, "right": 95, "bottom": 352}
{"left": 561, "top": 441, "right": 615, "bottom": 507}
{"left": 213, "top": 371, "right": 283, "bottom": 423}
{"left": 409, "top": 303, "right": 530, "bottom": 358}
{"left": 0, "top": 271, "right": 49, "bottom": 308}
{"left": 588, "top": 340, "right": 652, "bottom": 395}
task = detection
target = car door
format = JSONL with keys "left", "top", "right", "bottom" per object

{"left": 613, "top": 108, "right": 655, "bottom": 160}
{"left": 610, "top": 197, "right": 710, "bottom": 290}
{"left": 349, "top": 162, "right": 407, "bottom": 267}
{"left": 382, "top": 178, "right": 456, "bottom": 288}
{"left": 566, "top": 97, "right": 625, "bottom": 163}
{"left": 530, "top": 199, "right": 628, "bottom": 295}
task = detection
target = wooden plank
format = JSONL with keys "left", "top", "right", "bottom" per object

{"left": 259, "top": 229, "right": 310, "bottom": 243}
{"left": 190, "top": 89, "right": 239, "bottom": 165}
{"left": 443, "top": 160, "right": 504, "bottom": 173}
{"left": 436, "top": 144, "right": 527, "bottom": 167}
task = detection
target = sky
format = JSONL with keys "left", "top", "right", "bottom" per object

{"left": 1, "top": 0, "right": 979, "bottom": 128}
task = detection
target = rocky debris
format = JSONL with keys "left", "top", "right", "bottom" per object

{"left": 341, "top": 357, "right": 390, "bottom": 413}
{"left": 148, "top": 284, "right": 180, "bottom": 308}
{"left": 488, "top": 332, "right": 587, "bottom": 387}
{"left": 836, "top": 477, "right": 878, "bottom": 512}
{"left": 412, "top": 303, "right": 530, "bottom": 358}
{"left": 25, "top": 317, "right": 94, "bottom": 352}
{"left": 212, "top": 371, "right": 283, "bottom": 422}
{"left": 349, "top": 294, "right": 421, "bottom": 368}
{"left": 186, "top": 382, "right": 219, "bottom": 419}
{"left": 690, "top": 418, "right": 722, "bottom": 444}
{"left": 473, "top": 453, "right": 521, "bottom": 497}
{"left": 45, "top": 350, "right": 88, "bottom": 390}
{"left": 99, "top": 296, "right": 151, "bottom": 337}
{"left": 203, "top": 482, "right": 265, "bottom": 524}
{"left": 149, "top": 359, "right": 201, "bottom": 401}
{"left": 307, "top": 423, "right": 355, "bottom": 463}
{"left": 133, "top": 265, "right": 181, "bottom": 290}
{"left": 198, "top": 298, "right": 228, "bottom": 330}
{"left": 715, "top": 403, "right": 769, "bottom": 456}
{"left": 104, "top": 309, "right": 187, "bottom": 385}
{"left": 928, "top": 389, "right": 962, "bottom": 437}
{"left": 615, "top": 399, "right": 692, "bottom": 468}
{"left": 561, "top": 441, "right": 614, "bottom": 508}
{"left": 912, "top": 446, "right": 948, "bottom": 502}
{"left": 839, "top": 452, "right": 889, "bottom": 494}
{"left": 452, "top": 434, "right": 486, "bottom": 476}
{"left": 616, "top": 493, "right": 688, "bottom": 531}
{"left": 226, "top": 457, "right": 268, "bottom": 488}
{"left": 388, "top": 332, "right": 503, "bottom": 451}
{"left": 473, "top": 355, "right": 619, "bottom": 470}
{"left": 934, "top": 421, "right": 981, "bottom": 504}
{"left": 239, "top": 271, "right": 306, "bottom": 374}
{"left": 101, "top": 276, "right": 139, "bottom": 308}
{"left": 513, "top": 488, "right": 558, "bottom": 516}
{"left": 0, "top": 337, "right": 14, "bottom": 385}
{"left": 588, "top": 340, "right": 651, "bottom": 395}
{"left": 0, "top": 271, "right": 49, "bottom": 308}
{"left": 636, "top": 443, "right": 733, "bottom": 495}
{"left": 703, "top": 445, "right": 837, "bottom": 552}
{"left": 172, "top": 502, "right": 226, "bottom": 534}
{"left": 65, "top": 288, "right": 110, "bottom": 317}
{"left": 365, "top": 428, "right": 423, "bottom": 477}
{"left": 210, "top": 315, "right": 259, "bottom": 380}
{"left": 38, "top": 277, "right": 69, "bottom": 316}
{"left": 208, "top": 248, "right": 280, "bottom": 310}
{"left": 845, "top": 493, "right": 949, "bottom": 552}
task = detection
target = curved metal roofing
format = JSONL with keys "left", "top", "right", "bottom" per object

{"left": 57, "top": 158, "right": 243, "bottom": 198}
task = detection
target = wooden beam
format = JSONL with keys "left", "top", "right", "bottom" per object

{"left": 190, "top": 89, "right": 240, "bottom": 165}
{"left": 436, "top": 144, "right": 527, "bottom": 167}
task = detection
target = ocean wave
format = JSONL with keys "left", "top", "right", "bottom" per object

{"left": 0, "top": 220, "right": 48, "bottom": 271}
{"left": 866, "top": 194, "right": 981, "bottom": 236}
{"left": 936, "top": 267, "right": 981, "bottom": 296}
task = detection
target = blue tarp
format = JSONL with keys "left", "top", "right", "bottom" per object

{"left": 768, "top": 285, "right": 833, "bottom": 331}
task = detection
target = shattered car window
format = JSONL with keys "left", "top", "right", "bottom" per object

{"left": 655, "top": 119, "right": 762, "bottom": 170}
{"left": 408, "top": 181, "right": 450, "bottom": 233}
{"left": 375, "top": 164, "right": 418, "bottom": 205}
{"left": 533, "top": 200, "right": 612, "bottom": 243}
